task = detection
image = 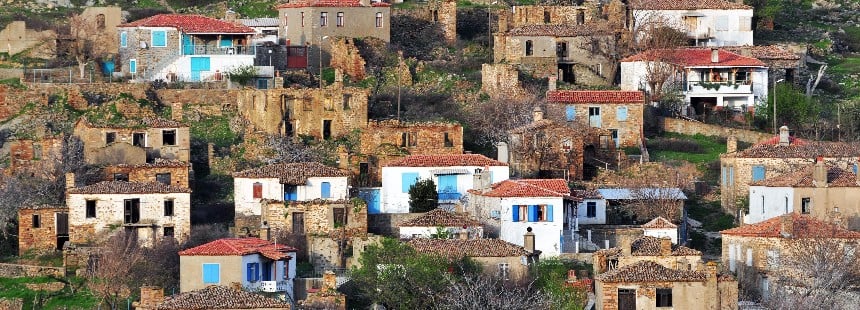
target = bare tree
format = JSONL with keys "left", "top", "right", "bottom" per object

{"left": 67, "top": 14, "right": 112, "bottom": 78}
{"left": 594, "top": 162, "right": 699, "bottom": 222}
{"left": 429, "top": 275, "right": 551, "bottom": 310}
{"left": 88, "top": 231, "right": 144, "bottom": 310}
{"left": 805, "top": 64, "right": 828, "bottom": 98}
{"left": 465, "top": 89, "right": 543, "bottom": 147}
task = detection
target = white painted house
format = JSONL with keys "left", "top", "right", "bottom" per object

{"left": 380, "top": 154, "right": 510, "bottom": 213}
{"left": 471, "top": 179, "right": 572, "bottom": 257}
{"left": 238, "top": 18, "right": 280, "bottom": 45}
{"left": 233, "top": 162, "right": 348, "bottom": 218}
{"left": 641, "top": 217, "right": 679, "bottom": 244}
{"left": 621, "top": 48, "right": 768, "bottom": 115}
{"left": 629, "top": 0, "right": 754, "bottom": 47}
{"left": 398, "top": 208, "right": 483, "bottom": 239}
{"left": 66, "top": 180, "right": 192, "bottom": 245}
{"left": 573, "top": 189, "right": 607, "bottom": 226}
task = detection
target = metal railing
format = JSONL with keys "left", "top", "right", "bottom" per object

{"left": 182, "top": 45, "right": 256, "bottom": 56}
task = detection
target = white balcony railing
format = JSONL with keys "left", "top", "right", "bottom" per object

{"left": 260, "top": 280, "right": 290, "bottom": 292}
{"left": 687, "top": 81, "right": 753, "bottom": 94}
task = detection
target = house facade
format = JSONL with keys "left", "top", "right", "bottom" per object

{"left": 178, "top": 238, "right": 298, "bottom": 298}
{"left": 592, "top": 235, "right": 701, "bottom": 276}
{"left": 545, "top": 90, "right": 646, "bottom": 148}
{"left": 597, "top": 187, "right": 687, "bottom": 223}
{"left": 66, "top": 178, "right": 192, "bottom": 245}
{"left": 629, "top": 0, "right": 754, "bottom": 47}
{"left": 380, "top": 154, "right": 509, "bottom": 213}
{"left": 407, "top": 238, "right": 538, "bottom": 282}
{"left": 73, "top": 118, "right": 190, "bottom": 165}
{"left": 641, "top": 217, "right": 679, "bottom": 244}
{"left": 17, "top": 205, "right": 69, "bottom": 254}
{"left": 101, "top": 159, "right": 192, "bottom": 189}
{"left": 574, "top": 189, "right": 607, "bottom": 226}
{"left": 398, "top": 208, "right": 483, "bottom": 239}
{"left": 117, "top": 14, "right": 257, "bottom": 81}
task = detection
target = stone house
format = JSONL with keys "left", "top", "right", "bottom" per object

{"left": 73, "top": 117, "right": 190, "bottom": 165}
{"left": 641, "top": 217, "right": 679, "bottom": 244}
{"left": 232, "top": 161, "right": 349, "bottom": 231}
{"left": 723, "top": 45, "right": 803, "bottom": 83}
{"left": 546, "top": 90, "right": 646, "bottom": 148}
{"left": 17, "top": 205, "right": 69, "bottom": 254}
{"left": 467, "top": 178, "right": 574, "bottom": 257}
{"left": 720, "top": 214, "right": 860, "bottom": 301}
{"left": 351, "top": 120, "right": 463, "bottom": 187}
{"left": 592, "top": 235, "right": 702, "bottom": 276}
{"left": 135, "top": 285, "right": 291, "bottom": 310}
{"left": 398, "top": 208, "right": 483, "bottom": 239}
{"left": 178, "top": 238, "right": 298, "bottom": 298}
{"left": 594, "top": 261, "right": 738, "bottom": 310}
{"left": 117, "top": 14, "right": 257, "bottom": 81}
{"left": 745, "top": 159, "right": 860, "bottom": 230}
{"left": 629, "top": 0, "right": 754, "bottom": 47}
{"left": 720, "top": 126, "right": 860, "bottom": 216}
{"left": 620, "top": 48, "right": 768, "bottom": 115}
{"left": 496, "top": 4, "right": 600, "bottom": 31}
{"left": 380, "top": 154, "right": 510, "bottom": 214}
{"left": 407, "top": 238, "right": 539, "bottom": 282}
{"left": 66, "top": 177, "right": 192, "bottom": 245}
{"left": 76, "top": 7, "right": 123, "bottom": 58}
{"left": 597, "top": 188, "right": 687, "bottom": 224}
{"left": 6, "top": 137, "right": 64, "bottom": 177}
{"left": 101, "top": 159, "right": 192, "bottom": 189}
{"left": 0, "top": 21, "right": 56, "bottom": 58}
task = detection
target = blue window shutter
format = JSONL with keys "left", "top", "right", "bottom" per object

{"left": 246, "top": 263, "right": 253, "bottom": 281}
{"left": 202, "top": 264, "right": 219, "bottom": 284}
{"left": 512, "top": 205, "right": 519, "bottom": 222}
{"left": 854, "top": 164, "right": 858, "bottom": 174}
{"left": 617, "top": 106, "right": 628, "bottom": 121}
{"left": 721, "top": 167, "right": 726, "bottom": 185}
{"left": 528, "top": 205, "right": 538, "bottom": 222}
{"left": 220, "top": 37, "right": 233, "bottom": 47}
{"left": 129, "top": 60, "right": 137, "bottom": 73}
{"left": 546, "top": 205, "right": 554, "bottom": 221}
{"left": 120, "top": 32, "right": 127, "bottom": 48}
{"left": 401, "top": 172, "right": 419, "bottom": 193}
{"left": 489, "top": 171, "right": 495, "bottom": 183}
{"left": 321, "top": 182, "right": 331, "bottom": 198}
{"left": 565, "top": 105, "right": 576, "bottom": 121}
{"left": 729, "top": 167, "right": 734, "bottom": 185}
{"left": 152, "top": 30, "right": 166, "bottom": 47}
{"left": 752, "top": 166, "right": 766, "bottom": 182}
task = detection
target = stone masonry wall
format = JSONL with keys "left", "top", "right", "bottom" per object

{"left": 662, "top": 117, "right": 771, "bottom": 144}
{"left": 7, "top": 137, "right": 64, "bottom": 177}
{"left": 18, "top": 207, "right": 68, "bottom": 254}
{"left": 102, "top": 164, "right": 191, "bottom": 188}
{"left": 262, "top": 200, "right": 368, "bottom": 236}
{"left": 502, "top": 5, "right": 598, "bottom": 30}
{"left": 0, "top": 263, "right": 64, "bottom": 278}
{"left": 546, "top": 102, "right": 644, "bottom": 148}
{"left": 481, "top": 64, "right": 526, "bottom": 99}
{"left": 329, "top": 37, "right": 367, "bottom": 81}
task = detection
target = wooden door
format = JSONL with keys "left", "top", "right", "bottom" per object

{"left": 618, "top": 288, "right": 636, "bottom": 310}
{"left": 292, "top": 212, "right": 305, "bottom": 234}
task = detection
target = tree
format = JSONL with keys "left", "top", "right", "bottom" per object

{"left": 464, "top": 90, "right": 542, "bottom": 148}
{"left": 594, "top": 162, "right": 699, "bottom": 222}
{"left": 226, "top": 65, "right": 258, "bottom": 87}
{"left": 764, "top": 83, "right": 820, "bottom": 130}
{"left": 88, "top": 231, "right": 144, "bottom": 309}
{"left": 429, "top": 275, "right": 551, "bottom": 310}
{"left": 68, "top": 14, "right": 112, "bottom": 79}
{"left": 409, "top": 178, "right": 438, "bottom": 213}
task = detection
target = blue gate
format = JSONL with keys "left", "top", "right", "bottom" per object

{"left": 357, "top": 188, "right": 381, "bottom": 214}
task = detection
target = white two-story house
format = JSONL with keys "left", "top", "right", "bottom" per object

{"left": 233, "top": 162, "right": 348, "bottom": 219}
{"left": 380, "top": 154, "right": 509, "bottom": 213}
{"left": 629, "top": 0, "right": 754, "bottom": 47}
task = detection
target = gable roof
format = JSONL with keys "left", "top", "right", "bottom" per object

{"left": 596, "top": 261, "right": 708, "bottom": 283}
{"left": 641, "top": 217, "right": 678, "bottom": 229}
{"left": 233, "top": 162, "right": 347, "bottom": 185}
{"left": 399, "top": 209, "right": 482, "bottom": 227}
{"left": 238, "top": 18, "right": 279, "bottom": 27}
{"left": 629, "top": 0, "right": 752, "bottom": 10}
{"left": 119, "top": 14, "right": 255, "bottom": 34}
{"left": 751, "top": 165, "right": 860, "bottom": 187}
{"left": 621, "top": 48, "right": 766, "bottom": 67}
{"left": 179, "top": 238, "right": 298, "bottom": 260}
{"left": 68, "top": 181, "right": 191, "bottom": 194}
{"left": 721, "top": 213, "right": 860, "bottom": 239}
{"left": 596, "top": 188, "right": 687, "bottom": 200}
{"left": 546, "top": 90, "right": 645, "bottom": 104}
{"left": 474, "top": 179, "right": 570, "bottom": 198}
{"left": 732, "top": 138, "right": 860, "bottom": 158}
{"left": 507, "top": 24, "right": 612, "bottom": 37}
{"left": 386, "top": 154, "right": 507, "bottom": 167}
{"left": 631, "top": 236, "right": 701, "bottom": 256}
{"left": 407, "top": 238, "right": 530, "bottom": 259}
{"left": 154, "top": 285, "right": 291, "bottom": 309}
{"left": 276, "top": 0, "right": 391, "bottom": 8}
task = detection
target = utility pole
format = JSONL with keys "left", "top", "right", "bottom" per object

{"left": 397, "top": 51, "right": 402, "bottom": 121}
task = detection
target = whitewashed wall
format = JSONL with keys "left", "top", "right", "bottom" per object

{"left": 746, "top": 186, "right": 794, "bottom": 224}
{"left": 380, "top": 166, "right": 510, "bottom": 214}
{"left": 499, "top": 196, "right": 564, "bottom": 256}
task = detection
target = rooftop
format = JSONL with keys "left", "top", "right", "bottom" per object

{"left": 399, "top": 209, "right": 482, "bottom": 227}
{"left": 276, "top": 0, "right": 390, "bottom": 8}
{"left": 386, "top": 154, "right": 507, "bottom": 167}
{"left": 546, "top": 90, "right": 645, "bottom": 104}
{"left": 473, "top": 179, "right": 570, "bottom": 198}
{"left": 507, "top": 24, "right": 612, "bottom": 37}
{"left": 114, "top": 159, "right": 190, "bottom": 169}
{"left": 233, "top": 162, "right": 347, "bottom": 185}
{"left": 119, "top": 14, "right": 256, "bottom": 34}
{"left": 80, "top": 117, "right": 187, "bottom": 129}
{"left": 722, "top": 45, "right": 801, "bottom": 61}
{"left": 238, "top": 18, "right": 280, "bottom": 27}
{"left": 407, "top": 238, "right": 530, "bottom": 259}
{"left": 154, "top": 285, "right": 291, "bottom": 309}
{"left": 629, "top": 0, "right": 752, "bottom": 10}
{"left": 596, "top": 261, "right": 708, "bottom": 283}
{"left": 68, "top": 181, "right": 191, "bottom": 194}
{"left": 721, "top": 213, "right": 860, "bottom": 239}
{"left": 641, "top": 217, "right": 678, "bottom": 229}
{"left": 596, "top": 188, "right": 687, "bottom": 200}
{"left": 179, "top": 238, "right": 298, "bottom": 260}
{"left": 751, "top": 165, "right": 860, "bottom": 187}
{"left": 732, "top": 136, "right": 860, "bottom": 158}
{"left": 621, "top": 48, "right": 766, "bottom": 67}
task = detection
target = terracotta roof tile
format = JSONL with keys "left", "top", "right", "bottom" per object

{"left": 631, "top": 236, "right": 701, "bottom": 256}
{"left": 546, "top": 90, "right": 645, "bottom": 104}
{"left": 407, "top": 238, "right": 530, "bottom": 259}
{"left": 399, "top": 209, "right": 482, "bottom": 227}
{"left": 751, "top": 165, "right": 860, "bottom": 187}
{"left": 596, "top": 261, "right": 708, "bottom": 282}
{"left": 119, "top": 14, "right": 255, "bottom": 34}
{"left": 276, "top": 0, "right": 390, "bottom": 8}
{"left": 233, "top": 162, "right": 347, "bottom": 185}
{"left": 721, "top": 213, "right": 860, "bottom": 238}
{"left": 82, "top": 117, "right": 187, "bottom": 129}
{"left": 733, "top": 138, "right": 860, "bottom": 158}
{"left": 641, "top": 217, "right": 678, "bottom": 229}
{"left": 574, "top": 189, "right": 603, "bottom": 199}
{"left": 507, "top": 24, "right": 612, "bottom": 37}
{"left": 68, "top": 181, "right": 191, "bottom": 194}
{"left": 154, "top": 286, "right": 291, "bottom": 309}
{"left": 722, "top": 45, "right": 801, "bottom": 60}
{"left": 621, "top": 48, "right": 766, "bottom": 67}
{"left": 179, "top": 238, "right": 298, "bottom": 260}
{"left": 630, "top": 0, "right": 752, "bottom": 10}
{"left": 474, "top": 179, "right": 570, "bottom": 198}
{"left": 386, "top": 154, "right": 507, "bottom": 167}
{"left": 114, "top": 159, "right": 190, "bottom": 169}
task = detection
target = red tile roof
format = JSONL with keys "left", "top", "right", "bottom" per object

{"left": 751, "top": 165, "right": 860, "bottom": 187}
{"left": 733, "top": 139, "right": 860, "bottom": 158}
{"left": 641, "top": 217, "right": 678, "bottom": 229}
{"left": 386, "top": 154, "right": 507, "bottom": 167}
{"left": 154, "top": 286, "right": 291, "bottom": 309}
{"left": 474, "top": 179, "right": 570, "bottom": 198}
{"left": 407, "top": 238, "right": 530, "bottom": 259}
{"left": 546, "top": 90, "right": 645, "bottom": 104}
{"left": 399, "top": 209, "right": 482, "bottom": 227}
{"left": 507, "top": 24, "right": 612, "bottom": 37}
{"left": 114, "top": 159, "right": 190, "bottom": 169}
{"left": 621, "top": 48, "right": 766, "bottom": 67}
{"left": 596, "top": 261, "right": 707, "bottom": 283}
{"left": 722, "top": 45, "right": 801, "bottom": 61}
{"left": 179, "top": 238, "right": 298, "bottom": 260}
{"left": 233, "top": 162, "right": 347, "bottom": 185}
{"left": 68, "top": 181, "right": 191, "bottom": 194}
{"left": 119, "top": 14, "right": 255, "bottom": 34}
{"left": 721, "top": 213, "right": 860, "bottom": 239}
{"left": 630, "top": 0, "right": 752, "bottom": 10}
{"left": 276, "top": 0, "right": 391, "bottom": 8}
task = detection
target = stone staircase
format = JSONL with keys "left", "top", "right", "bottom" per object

{"left": 561, "top": 230, "right": 601, "bottom": 253}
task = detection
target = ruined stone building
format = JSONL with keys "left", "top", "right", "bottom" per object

{"left": 76, "top": 7, "right": 123, "bottom": 57}
{"left": 101, "top": 159, "right": 192, "bottom": 189}
{"left": 398, "top": 208, "right": 482, "bottom": 239}
{"left": 73, "top": 117, "right": 191, "bottom": 165}
{"left": 592, "top": 235, "right": 703, "bottom": 276}
{"left": 135, "top": 285, "right": 292, "bottom": 310}
{"left": 0, "top": 21, "right": 56, "bottom": 58}
{"left": 723, "top": 45, "right": 803, "bottom": 83}
{"left": 408, "top": 238, "right": 538, "bottom": 282}
{"left": 546, "top": 90, "right": 645, "bottom": 148}
{"left": 5, "top": 137, "right": 64, "bottom": 177}
{"left": 18, "top": 205, "right": 69, "bottom": 254}
{"left": 396, "top": 0, "right": 457, "bottom": 44}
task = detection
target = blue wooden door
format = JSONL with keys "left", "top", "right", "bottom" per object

{"left": 182, "top": 34, "right": 194, "bottom": 55}
{"left": 358, "top": 188, "right": 381, "bottom": 214}
{"left": 438, "top": 174, "right": 459, "bottom": 200}
{"left": 190, "top": 57, "right": 210, "bottom": 81}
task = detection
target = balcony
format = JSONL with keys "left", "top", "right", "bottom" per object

{"left": 687, "top": 81, "right": 753, "bottom": 95}
{"left": 259, "top": 280, "right": 290, "bottom": 292}
{"left": 182, "top": 45, "right": 256, "bottom": 56}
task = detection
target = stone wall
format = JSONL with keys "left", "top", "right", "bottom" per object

{"left": 499, "top": 5, "right": 598, "bottom": 30}
{"left": 425, "top": 0, "right": 457, "bottom": 44}
{"left": 0, "top": 21, "right": 56, "bottom": 58}
{"left": 73, "top": 120, "right": 191, "bottom": 165}
{"left": 7, "top": 137, "right": 64, "bottom": 177}
{"left": 480, "top": 64, "right": 526, "bottom": 99}
{"left": 18, "top": 207, "right": 68, "bottom": 254}
{"left": 102, "top": 163, "right": 191, "bottom": 188}
{"left": 328, "top": 37, "right": 366, "bottom": 81}
{"left": 546, "top": 102, "right": 644, "bottom": 148}
{"left": 661, "top": 117, "right": 771, "bottom": 144}
{"left": 367, "top": 213, "right": 423, "bottom": 236}
{"left": 0, "top": 263, "right": 64, "bottom": 278}
{"left": 261, "top": 199, "right": 368, "bottom": 236}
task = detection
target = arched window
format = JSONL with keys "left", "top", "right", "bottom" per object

{"left": 525, "top": 40, "right": 533, "bottom": 56}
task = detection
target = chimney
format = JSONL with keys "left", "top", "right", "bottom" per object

{"left": 780, "top": 214, "right": 794, "bottom": 238}
{"left": 711, "top": 48, "right": 719, "bottom": 63}
{"left": 322, "top": 270, "right": 337, "bottom": 291}
{"left": 548, "top": 75, "right": 557, "bottom": 91}
{"left": 139, "top": 286, "right": 164, "bottom": 307}
{"left": 459, "top": 229, "right": 469, "bottom": 240}
{"left": 260, "top": 221, "right": 270, "bottom": 241}
{"left": 224, "top": 9, "right": 238, "bottom": 21}
{"left": 726, "top": 132, "right": 737, "bottom": 153}
{"left": 660, "top": 237, "right": 672, "bottom": 256}
{"left": 496, "top": 142, "right": 509, "bottom": 163}
{"left": 533, "top": 106, "right": 544, "bottom": 122}
{"left": 523, "top": 228, "right": 535, "bottom": 253}
{"left": 813, "top": 156, "right": 827, "bottom": 188}
{"left": 65, "top": 172, "right": 75, "bottom": 189}
{"left": 472, "top": 168, "right": 491, "bottom": 191}
{"left": 778, "top": 126, "right": 790, "bottom": 146}
{"left": 497, "top": 10, "right": 509, "bottom": 33}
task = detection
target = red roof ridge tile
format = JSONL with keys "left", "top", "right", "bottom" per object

{"left": 475, "top": 179, "right": 570, "bottom": 198}
{"left": 621, "top": 48, "right": 766, "bottom": 67}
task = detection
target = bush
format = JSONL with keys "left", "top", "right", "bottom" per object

{"left": 648, "top": 137, "right": 705, "bottom": 153}
{"left": 409, "top": 178, "right": 438, "bottom": 212}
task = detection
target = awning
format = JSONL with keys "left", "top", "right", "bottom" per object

{"left": 430, "top": 168, "right": 470, "bottom": 175}
{"left": 682, "top": 11, "right": 706, "bottom": 17}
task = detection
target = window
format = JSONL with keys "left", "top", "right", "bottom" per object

{"left": 301, "top": 12, "right": 305, "bottom": 27}
{"left": 616, "top": 106, "right": 628, "bottom": 121}
{"left": 498, "top": 263, "right": 510, "bottom": 280}
{"left": 401, "top": 172, "right": 419, "bottom": 193}
{"left": 156, "top": 173, "right": 171, "bottom": 185}
{"left": 129, "top": 59, "right": 137, "bottom": 73}
{"left": 556, "top": 41, "right": 567, "bottom": 58}
{"left": 444, "top": 133, "right": 454, "bottom": 147}
{"left": 32, "top": 214, "right": 40, "bottom": 228}
{"left": 432, "top": 10, "right": 439, "bottom": 22}
{"left": 114, "top": 173, "right": 129, "bottom": 182}
{"left": 543, "top": 11, "right": 550, "bottom": 23}
{"left": 715, "top": 16, "right": 729, "bottom": 31}
{"left": 247, "top": 262, "right": 260, "bottom": 282}
{"left": 739, "top": 16, "right": 752, "bottom": 31}
{"left": 342, "top": 94, "right": 351, "bottom": 109}
{"left": 105, "top": 132, "right": 116, "bottom": 144}
{"left": 589, "top": 107, "right": 601, "bottom": 128}
{"left": 151, "top": 30, "right": 167, "bottom": 47}
{"left": 746, "top": 248, "right": 753, "bottom": 266}
{"left": 164, "top": 226, "right": 174, "bottom": 238}
{"left": 525, "top": 40, "right": 533, "bottom": 56}
{"left": 321, "top": 182, "right": 332, "bottom": 198}
{"left": 132, "top": 132, "right": 145, "bottom": 147}
{"left": 202, "top": 263, "right": 220, "bottom": 284}
{"left": 801, "top": 198, "right": 811, "bottom": 214}
{"left": 333, "top": 207, "right": 347, "bottom": 227}
{"left": 162, "top": 130, "right": 176, "bottom": 146}
{"left": 761, "top": 195, "right": 765, "bottom": 214}
{"left": 536, "top": 205, "right": 553, "bottom": 221}
{"left": 96, "top": 14, "right": 106, "bottom": 29}
{"left": 586, "top": 202, "right": 597, "bottom": 218}
{"left": 656, "top": 288, "right": 672, "bottom": 307}
{"left": 512, "top": 205, "right": 527, "bottom": 222}
{"left": 86, "top": 200, "right": 96, "bottom": 218}
{"left": 283, "top": 261, "right": 290, "bottom": 280}
{"left": 285, "top": 185, "right": 298, "bottom": 201}
{"left": 376, "top": 12, "right": 384, "bottom": 28}
{"left": 123, "top": 198, "right": 140, "bottom": 224}
{"left": 120, "top": 32, "right": 127, "bottom": 48}
{"left": 565, "top": 105, "right": 576, "bottom": 121}
{"left": 336, "top": 12, "right": 344, "bottom": 27}
{"left": 164, "top": 199, "right": 174, "bottom": 216}
{"left": 320, "top": 12, "right": 328, "bottom": 26}
{"left": 751, "top": 165, "right": 766, "bottom": 181}
{"left": 253, "top": 182, "right": 263, "bottom": 199}
{"left": 784, "top": 197, "right": 789, "bottom": 214}
{"left": 576, "top": 10, "right": 585, "bottom": 25}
